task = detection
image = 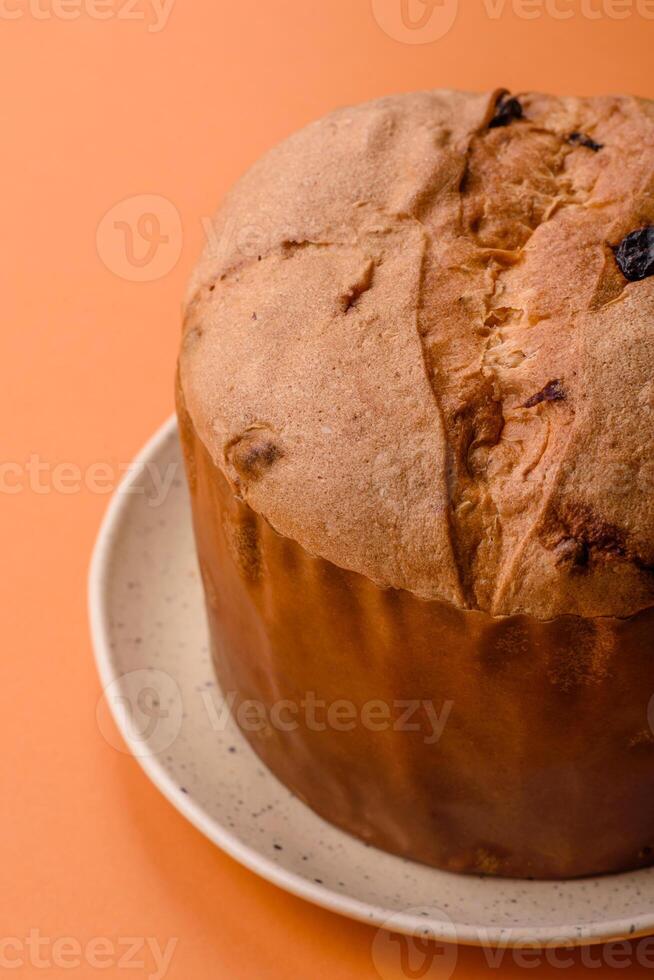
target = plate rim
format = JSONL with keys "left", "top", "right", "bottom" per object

{"left": 88, "top": 414, "right": 654, "bottom": 949}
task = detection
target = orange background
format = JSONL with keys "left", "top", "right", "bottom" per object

{"left": 2, "top": 1, "right": 654, "bottom": 976}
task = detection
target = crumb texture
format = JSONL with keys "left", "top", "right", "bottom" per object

{"left": 179, "top": 89, "right": 654, "bottom": 618}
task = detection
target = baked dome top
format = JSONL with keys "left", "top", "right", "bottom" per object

{"left": 179, "top": 89, "right": 654, "bottom": 619}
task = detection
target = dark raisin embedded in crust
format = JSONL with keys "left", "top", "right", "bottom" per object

{"left": 554, "top": 537, "right": 590, "bottom": 570}
{"left": 489, "top": 93, "right": 523, "bottom": 129}
{"left": 567, "top": 131, "right": 603, "bottom": 152}
{"left": 613, "top": 227, "right": 654, "bottom": 282}
{"left": 226, "top": 429, "right": 284, "bottom": 482}
{"left": 523, "top": 379, "right": 565, "bottom": 408}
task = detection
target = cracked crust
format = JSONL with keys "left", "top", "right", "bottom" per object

{"left": 179, "top": 89, "right": 654, "bottom": 618}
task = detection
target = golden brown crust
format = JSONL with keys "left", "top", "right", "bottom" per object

{"left": 179, "top": 89, "right": 654, "bottom": 618}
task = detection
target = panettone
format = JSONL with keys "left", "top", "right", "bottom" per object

{"left": 178, "top": 89, "right": 654, "bottom": 878}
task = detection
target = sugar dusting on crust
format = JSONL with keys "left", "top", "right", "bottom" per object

{"left": 179, "top": 89, "right": 654, "bottom": 619}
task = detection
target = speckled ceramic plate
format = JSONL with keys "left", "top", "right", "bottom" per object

{"left": 89, "top": 416, "right": 654, "bottom": 949}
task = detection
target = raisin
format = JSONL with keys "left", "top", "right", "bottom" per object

{"left": 567, "top": 131, "right": 603, "bottom": 152}
{"left": 489, "top": 93, "right": 523, "bottom": 129}
{"left": 226, "top": 429, "right": 284, "bottom": 481}
{"left": 613, "top": 227, "right": 654, "bottom": 282}
{"left": 523, "top": 379, "right": 565, "bottom": 408}
{"left": 555, "top": 537, "right": 590, "bottom": 570}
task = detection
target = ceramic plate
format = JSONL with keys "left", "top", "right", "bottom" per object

{"left": 89, "top": 416, "right": 654, "bottom": 949}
